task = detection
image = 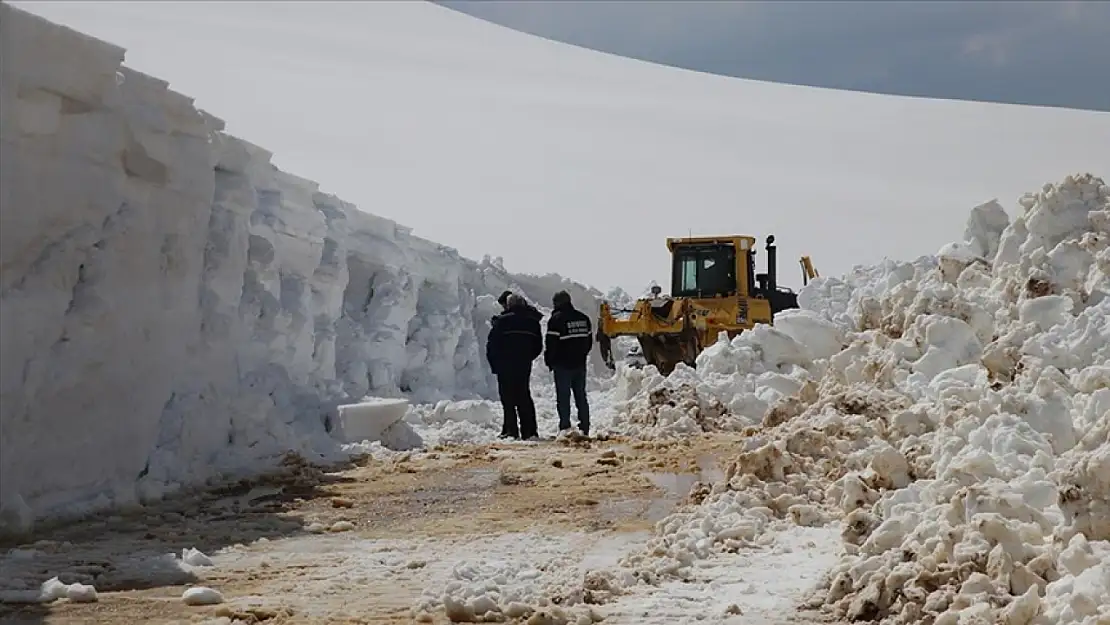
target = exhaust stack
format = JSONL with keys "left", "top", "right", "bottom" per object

{"left": 765, "top": 235, "right": 777, "bottom": 295}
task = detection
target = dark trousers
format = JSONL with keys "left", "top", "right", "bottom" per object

{"left": 553, "top": 366, "right": 589, "bottom": 434}
{"left": 497, "top": 372, "right": 537, "bottom": 439}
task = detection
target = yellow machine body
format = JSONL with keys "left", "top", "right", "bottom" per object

{"left": 597, "top": 235, "right": 817, "bottom": 374}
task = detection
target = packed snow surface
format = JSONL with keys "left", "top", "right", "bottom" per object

{"left": 11, "top": 1, "right": 1110, "bottom": 291}
{"left": 408, "top": 174, "right": 1108, "bottom": 624}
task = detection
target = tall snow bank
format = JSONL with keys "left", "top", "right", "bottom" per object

{"left": 550, "top": 174, "right": 1109, "bottom": 625}
{"left": 0, "top": 4, "right": 602, "bottom": 531}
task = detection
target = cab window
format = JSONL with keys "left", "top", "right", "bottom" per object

{"left": 671, "top": 244, "right": 736, "bottom": 297}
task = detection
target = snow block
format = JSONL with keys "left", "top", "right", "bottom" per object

{"left": 336, "top": 398, "right": 411, "bottom": 444}
{"left": 379, "top": 420, "right": 425, "bottom": 451}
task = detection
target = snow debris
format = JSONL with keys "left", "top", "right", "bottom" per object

{"left": 0, "top": 575, "right": 100, "bottom": 605}
{"left": 790, "top": 175, "right": 1110, "bottom": 625}
{"left": 329, "top": 520, "right": 356, "bottom": 533}
{"left": 39, "top": 577, "right": 70, "bottom": 603}
{"left": 410, "top": 533, "right": 627, "bottom": 624}
{"left": 410, "top": 400, "right": 505, "bottom": 446}
{"left": 604, "top": 309, "right": 843, "bottom": 439}
{"left": 182, "top": 586, "right": 225, "bottom": 606}
{"left": 64, "top": 583, "right": 98, "bottom": 603}
{"left": 181, "top": 547, "right": 214, "bottom": 567}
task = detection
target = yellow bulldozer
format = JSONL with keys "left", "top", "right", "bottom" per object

{"left": 596, "top": 235, "right": 819, "bottom": 374}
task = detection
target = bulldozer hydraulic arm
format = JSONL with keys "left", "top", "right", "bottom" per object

{"left": 800, "top": 256, "right": 819, "bottom": 285}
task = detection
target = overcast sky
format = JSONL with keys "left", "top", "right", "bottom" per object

{"left": 440, "top": 1, "right": 1110, "bottom": 112}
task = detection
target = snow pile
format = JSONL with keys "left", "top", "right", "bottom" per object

{"left": 408, "top": 399, "right": 505, "bottom": 447}
{"left": 607, "top": 365, "right": 742, "bottom": 437}
{"left": 548, "top": 174, "right": 1109, "bottom": 624}
{"left": 181, "top": 547, "right": 215, "bottom": 568}
{"left": 38, "top": 576, "right": 98, "bottom": 604}
{"left": 602, "top": 286, "right": 636, "bottom": 310}
{"left": 0, "top": 4, "right": 605, "bottom": 531}
{"left": 604, "top": 309, "right": 845, "bottom": 439}
{"left": 411, "top": 546, "right": 610, "bottom": 624}
{"left": 0, "top": 575, "right": 99, "bottom": 605}
{"left": 599, "top": 382, "right": 909, "bottom": 600}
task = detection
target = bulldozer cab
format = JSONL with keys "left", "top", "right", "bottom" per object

{"left": 668, "top": 236, "right": 754, "bottom": 299}
{"left": 671, "top": 241, "right": 739, "bottom": 299}
{"left": 668, "top": 235, "right": 792, "bottom": 308}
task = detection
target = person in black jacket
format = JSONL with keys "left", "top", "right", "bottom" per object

{"left": 486, "top": 293, "right": 543, "bottom": 439}
{"left": 544, "top": 290, "right": 593, "bottom": 436}
{"left": 488, "top": 290, "right": 512, "bottom": 328}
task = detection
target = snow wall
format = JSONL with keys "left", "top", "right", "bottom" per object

{"left": 0, "top": 3, "right": 606, "bottom": 530}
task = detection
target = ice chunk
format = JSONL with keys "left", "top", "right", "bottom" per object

{"left": 181, "top": 547, "right": 214, "bottom": 567}
{"left": 65, "top": 583, "right": 98, "bottom": 603}
{"left": 773, "top": 309, "right": 846, "bottom": 361}
{"left": 181, "top": 586, "right": 224, "bottom": 605}
{"left": 336, "top": 398, "right": 411, "bottom": 444}
{"left": 38, "top": 577, "right": 68, "bottom": 602}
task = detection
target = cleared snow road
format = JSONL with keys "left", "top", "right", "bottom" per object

{"left": 0, "top": 434, "right": 840, "bottom": 624}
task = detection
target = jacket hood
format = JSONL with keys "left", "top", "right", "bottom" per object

{"left": 511, "top": 302, "right": 543, "bottom": 320}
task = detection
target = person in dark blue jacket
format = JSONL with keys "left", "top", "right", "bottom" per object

{"left": 544, "top": 290, "right": 593, "bottom": 436}
{"left": 486, "top": 293, "right": 543, "bottom": 439}
{"left": 496, "top": 290, "right": 513, "bottom": 314}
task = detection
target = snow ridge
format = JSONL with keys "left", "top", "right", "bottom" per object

{"left": 0, "top": 3, "right": 603, "bottom": 532}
